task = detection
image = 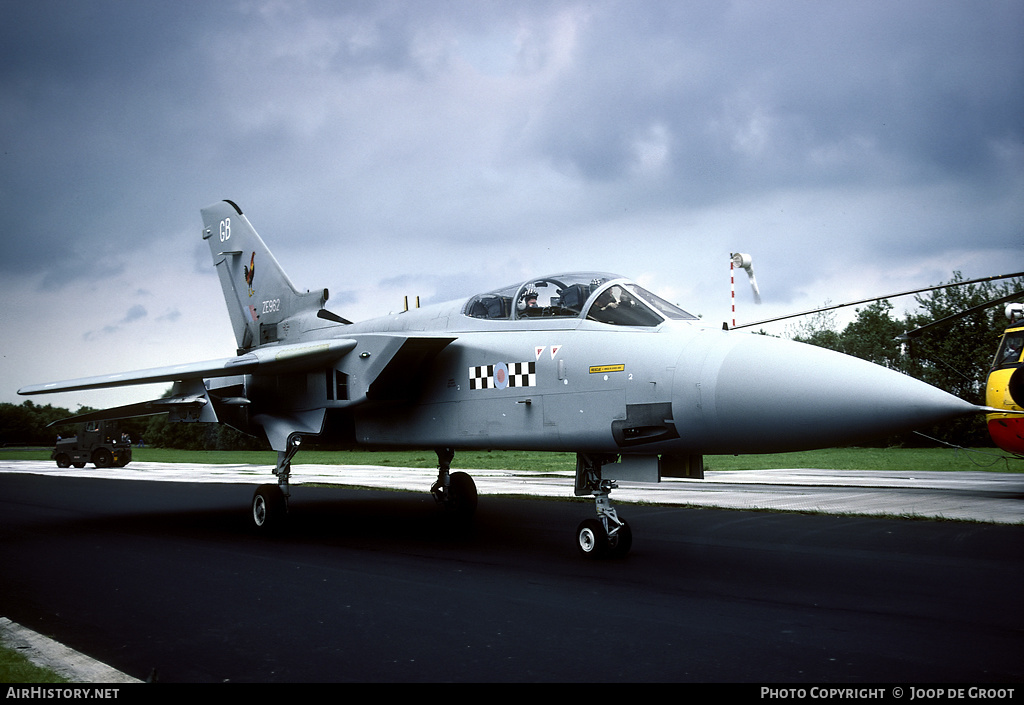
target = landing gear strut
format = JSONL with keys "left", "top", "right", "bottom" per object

{"left": 252, "top": 435, "right": 302, "bottom": 532}
{"left": 574, "top": 453, "right": 632, "bottom": 559}
{"left": 430, "top": 447, "right": 478, "bottom": 519}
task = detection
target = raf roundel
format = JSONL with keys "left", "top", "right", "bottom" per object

{"left": 494, "top": 362, "right": 509, "bottom": 390}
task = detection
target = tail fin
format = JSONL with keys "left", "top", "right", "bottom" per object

{"left": 201, "top": 200, "right": 327, "bottom": 353}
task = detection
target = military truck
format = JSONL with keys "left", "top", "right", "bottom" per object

{"left": 52, "top": 420, "right": 132, "bottom": 468}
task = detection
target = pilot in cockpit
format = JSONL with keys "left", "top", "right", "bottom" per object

{"left": 588, "top": 284, "right": 643, "bottom": 325}
{"left": 518, "top": 288, "right": 539, "bottom": 313}
{"left": 591, "top": 285, "right": 624, "bottom": 313}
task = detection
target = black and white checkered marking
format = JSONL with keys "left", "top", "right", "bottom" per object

{"left": 469, "top": 361, "right": 536, "bottom": 390}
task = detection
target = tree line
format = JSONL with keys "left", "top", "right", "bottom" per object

{"left": 3, "top": 272, "right": 1019, "bottom": 450}
{"left": 0, "top": 400, "right": 266, "bottom": 451}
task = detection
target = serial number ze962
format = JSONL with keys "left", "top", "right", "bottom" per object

{"left": 262, "top": 299, "right": 281, "bottom": 314}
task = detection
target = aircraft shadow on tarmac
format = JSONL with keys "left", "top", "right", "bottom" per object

{"left": 13, "top": 476, "right": 1020, "bottom": 580}
{"left": 28, "top": 483, "right": 602, "bottom": 560}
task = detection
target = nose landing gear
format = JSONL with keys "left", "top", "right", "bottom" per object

{"left": 574, "top": 453, "right": 632, "bottom": 559}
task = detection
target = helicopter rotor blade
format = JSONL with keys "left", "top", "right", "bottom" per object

{"left": 732, "top": 271, "right": 1024, "bottom": 330}
{"left": 897, "top": 290, "right": 1024, "bottom": 340}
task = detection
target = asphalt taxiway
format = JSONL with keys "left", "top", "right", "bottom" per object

{"left": 0, "top": 458, "right": 1021, "bottom": 524}
{"left": 1, "top": 459, "right": 1021, "bottom": 682}
{"left": 2, "top": 472, "right": 1022, "bottom": 683}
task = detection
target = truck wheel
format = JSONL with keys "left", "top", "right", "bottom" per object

{"left": 55, "top": 454, "right": 71, "bottom": 468}
{"left": 92, "top": 449, "right": 113, "bottom": 468}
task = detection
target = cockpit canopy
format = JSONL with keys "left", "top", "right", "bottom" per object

{"left": 463, "top": 272, "right": 697, "bottom": 327}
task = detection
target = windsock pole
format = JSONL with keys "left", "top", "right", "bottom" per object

{"left": 730, "top": 254, "right": 737, "bottom": 328}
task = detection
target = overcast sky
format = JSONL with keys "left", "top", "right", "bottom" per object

{"left": 2, "top": 0, "right": 1022, "bottom": 410}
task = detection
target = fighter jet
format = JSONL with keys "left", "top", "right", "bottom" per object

{"left": 18, "top": 200, "right": 1000, "bottom": 558}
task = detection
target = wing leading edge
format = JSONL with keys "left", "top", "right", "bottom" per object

{"left": 18, "top": 334, "right": 459, "bottom": 437}
{"left": 17, "top": 339, "right": 359, "bottom": 396}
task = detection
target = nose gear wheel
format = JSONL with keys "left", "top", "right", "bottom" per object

{"left": 573, "top": 453, "right": 632, "bottom": 559}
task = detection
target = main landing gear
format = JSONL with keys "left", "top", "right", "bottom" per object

{"left": 430, "top": 447, "right": 478, "bottom": 519}
{"left": 251, "top": 435, "right": 302, "bottom": 533}
{"left": 574, "top": 453, "right": 632, "bottom": 559}
{"left": 249, "top": 440, "right": 480, "bottom": 532}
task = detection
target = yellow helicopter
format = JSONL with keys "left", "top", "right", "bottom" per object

{"left": 986, "top": 303, "right": 1024, "bottom": 454}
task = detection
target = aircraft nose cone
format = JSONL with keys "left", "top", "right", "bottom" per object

{"left": 673, "top": 331, "right": 980, "bottom": 454}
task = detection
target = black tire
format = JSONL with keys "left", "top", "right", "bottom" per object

{"left": 92, "top": 449, "right": 112, "bottom": 468}
{"left": 55, "top": 454, "right": 71, "bottom": 468}
{"left": 446, "top": 471, "right": 478, "bottom": 519}
{"left": 607, "top": 520, "right": 633, "bottom": 558}
{"left": 576, "top": 518, "right": 609, "bottom": 559}
{"left": 252, "top": 484, "right": 286, "bottom": 533}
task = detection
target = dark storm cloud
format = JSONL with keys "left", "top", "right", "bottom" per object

{"left": 82, "top": 303, "right": 146, "bottom": 340}
{"left": 1, "top": 0, "right": 1020, "bottom": 291}
{"left": 529, "top": 1, "right": 1023, "bottom": 198}
{"left": 0, "top": 1, "right": 222, "bottom": 281}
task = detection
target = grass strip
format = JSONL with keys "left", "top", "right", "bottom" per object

{"left": 3, "top": 446, "right": 1020, "bottom": 473}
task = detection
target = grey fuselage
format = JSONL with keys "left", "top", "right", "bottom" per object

{"left": 226, "top": 291, "right": 977, "bottom": 457}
